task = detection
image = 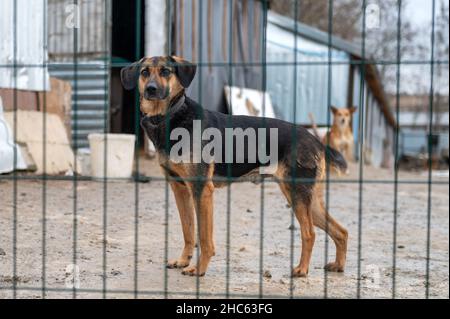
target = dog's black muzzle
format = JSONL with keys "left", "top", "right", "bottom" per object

{"left": 144, "top": 81, "right": 169, "bottom": 100}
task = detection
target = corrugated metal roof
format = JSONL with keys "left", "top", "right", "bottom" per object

{"left": 48, "top": 0, "right": 111, "bottom": 62}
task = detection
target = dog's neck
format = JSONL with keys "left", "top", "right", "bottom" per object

{"left": 141, "top": 92, "right": 186, "bottom": 127}
{"left": 166, "top": 93, "right": 186, "bottom": 115}
{"left": 331, "top": 120, "right": 350, "bottom": 136}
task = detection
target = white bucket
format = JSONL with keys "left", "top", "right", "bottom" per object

{"left": 77, "top": 148, "right": 91, "bottom": 177}
{"left": 88, "top": 133, "right": 136, "bottom": 179}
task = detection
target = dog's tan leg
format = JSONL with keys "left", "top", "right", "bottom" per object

{"left": 343, "top": 144, "right": 353, "bottom": 163}
{"left": 292, "top": 203, "right": 316, "bottom": 277}
{"left": 182, "top": 181, "right": 215, "bottom": 276}
{"left": 167, "top": 181, "right": 196, "bottom": 269}
{"left": 311, "top": 195, "right": 348, "bottom": 272}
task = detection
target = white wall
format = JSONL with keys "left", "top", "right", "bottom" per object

{"left": 0, "top": 98, "right": 26, "bottom": 173}
{"left": 0, "top": 0, "right": 50, "bottom": 91}
{"left": 144, "top": 0, "right": 168, "bottom": 154}
{"left": 145, "top": 0, "right": 168, "bottom": 57}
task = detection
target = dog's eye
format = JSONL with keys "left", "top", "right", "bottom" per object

{"left": 141, "top": 69, "right": 149, "bottom": 78}
{"left": 160, "top": 68, "right": 171, "bottom": 77}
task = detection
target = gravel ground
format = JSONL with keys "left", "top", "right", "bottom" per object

{"left": 0, "top": 158, "right": 448, "bottom": 299}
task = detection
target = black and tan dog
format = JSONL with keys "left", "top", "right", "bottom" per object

{"left": 121, "top": 56, "right": 349, "bottom": 277}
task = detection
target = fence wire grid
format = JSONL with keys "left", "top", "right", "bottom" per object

{"left": 0, "top": 0, "right": 448, "bottom": 299}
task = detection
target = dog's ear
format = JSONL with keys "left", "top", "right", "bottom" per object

{"left": 349, "top": 106, "right": 357, "bottom": 113}
{"left": 121, "top": 60, "right": 142, "bottom": 90}
{"left": 330, "top": 106, "right": 339, "bottom": 114}
{"left": 170, "top": 56, "right": 197, "bottom": 88}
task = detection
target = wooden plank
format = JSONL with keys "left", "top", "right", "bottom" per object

{"left": 0, "top": 89, "right": 39, "bottom": 112}
{"left": 233, "top": 0, "right": 238, "bottom": 62}
{"left": 179, "top": 0, "right": 184, "bottom": 57}
{"left": 4, "top": 110, "right": 77, "bottom": 175}
{"left": 253, "top": 1, "right": 260, "bottom": 61}
{"left": 192, "top": 0, "right": 197, "bottom": 61}
{"left": 37, "top": 77, "right": 72, "bottom": 140}
{"left": 241, "top": 0, "right": 249, "bottom": 63}
{"left": 222, "top": 0, "right": 228, "bottom": 61}
{"left": 207, "top": 0, "right": 213, "bottom": 72}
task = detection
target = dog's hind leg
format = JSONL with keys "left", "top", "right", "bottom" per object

{"left": 311, "top": 193, "right": 348, "bottom": 272}
{"left": 293, "top": 203, "right": 316, "bottom": 277}
{"left": 168, "top": 181, "right": 196, "bottom": 269}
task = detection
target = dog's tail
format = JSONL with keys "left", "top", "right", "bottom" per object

{"left": 308, "top": 112, "right": 321, "bottom": 139}
{"left": 324, "top": 145, "right": 348, "bottom": 174}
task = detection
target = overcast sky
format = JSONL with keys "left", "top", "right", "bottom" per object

{"left": 400, "top": 0, "right": 448, "bottom": 94}
{"left": 405, "top": 0, "right": 435, "bottom": 26}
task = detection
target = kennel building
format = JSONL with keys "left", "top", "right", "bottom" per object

{"left": 1, "top": 0, "right": 396, "bottom": 168}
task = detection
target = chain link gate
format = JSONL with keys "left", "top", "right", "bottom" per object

{"left": 0, "top": 0, "right": 448, "bottom": 299}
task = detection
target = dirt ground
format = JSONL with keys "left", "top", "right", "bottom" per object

{"left": 0, "top": 158, "right": 448, "bottom": 299}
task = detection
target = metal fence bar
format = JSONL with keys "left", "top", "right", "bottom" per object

{"left": 289, "top": 0, "right": 299, "bottom": 299}
{"left": 392, "top": 0, "right": 403, "bottom": 299}
{"left": 71, "top": 0, "right": 80, "bottom": 300}
{"left": 196, "top": 0, "right": 203, "bottom": 299}
{"left": 425, "top": 0, "right": 437, "bottom": 299}
{"left": 258, "top": 0, "right": 269, "bottom": 298}
{"left": 102, "top": 0, "right": 110, "bottom": 299}
{"left": 0, "top": 284, "right": 321, "bottom": 298}
{"left": 324, "top": 0, "right": 334, "bottom": 299}
{"left": 12, "top": 0, "right": 18, "bottom": 300}
{"left": 41, "top": 0, "right": 49, "bottom": 299}
{"left": 356, "top": 0, "right": 367, "bottom": 299}
{"left": 1, "top": 59, "right": 449, "bottom": 68}
{"left": 1, "top": 60, "right": 449, "bottom": 71}
{"left": 134, "top": 0, "right": 143, "bottom": 300}
{"left": 164, "top": 0, "right": 171, "bottom": 300}
{"left": 225, "top": 0, "right": 234, "bottom": 299}
{"left": 2, "top": 173, "right": 449, "bottom": 185}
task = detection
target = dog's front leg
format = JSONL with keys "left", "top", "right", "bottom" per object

{"left": 182, "top": 181, "right": 215, "bottom": 277}
{"left": 168, "top": 181, "right": 195, "bottom": 269}
{"left": 342, "top": 142, "right": 354, "bottom": 163}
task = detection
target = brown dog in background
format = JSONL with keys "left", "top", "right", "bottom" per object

{"left": 310, "top": 106, "right": 357, "bottom": 163}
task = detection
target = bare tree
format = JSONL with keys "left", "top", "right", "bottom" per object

{"left": 270, "top": 0, "right": 361, "bottom": 41}
{"left": 364, "top": 0, "right": 417, "bottom": 92}
{"left": 270, "top": 0, "right": 419, "bottom": 93}
{"left": 433, "top": 0, "right": 449, "bottom": 131}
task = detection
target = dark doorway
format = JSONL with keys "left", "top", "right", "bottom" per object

{"left": 110, "top": 0, "right": 145, "bottom": 139}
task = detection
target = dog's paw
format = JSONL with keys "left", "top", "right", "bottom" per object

{"left": 291, "top": 266, "right": 308, "bottom": 278}
{"left": 167, "top": 258, "right": 190, "bottom": 269}
{"left": 181, "top": 265, "right": 205, "bottom": 277}
{"left": 324, "top": 262, "right": 344, "bottom": 272}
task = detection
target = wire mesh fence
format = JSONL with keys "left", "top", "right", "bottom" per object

{"left": 0, "top": 0, "right": 448, "bottom": 299}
